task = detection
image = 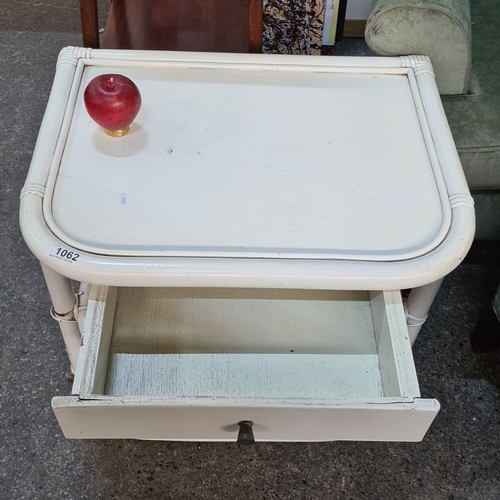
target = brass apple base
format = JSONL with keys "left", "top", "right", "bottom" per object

{"left": 105, "top": 126, "right": 130, "bottom": 137}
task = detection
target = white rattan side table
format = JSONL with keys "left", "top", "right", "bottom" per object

{"left": 20, "top": 47, "right": 475, "bottom": 442}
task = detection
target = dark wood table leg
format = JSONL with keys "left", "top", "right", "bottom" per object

{"left": 79, "top": 0, "right": 100, "bottom": 48}
{"left": 248, "top": 0, "right": 263, "bottom": 53}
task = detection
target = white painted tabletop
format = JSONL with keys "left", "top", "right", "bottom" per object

{"left": 20, "top": 49, "right": 474, "bottom": 288}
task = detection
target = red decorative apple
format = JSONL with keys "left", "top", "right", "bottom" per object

{"left": 84, "top": 74, "right": 142, "bottom": 137}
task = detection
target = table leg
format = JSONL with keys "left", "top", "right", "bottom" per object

{"left": 405, "top": 279, "right": 444, "bottom": 345}
{"left": 248, "top": 0, "right": 263, "bottom": 53}
{"left": 79, "top": 0, "right": 100, "bottom": 48}
{"left": 41, "top": 264, "right": 81, "bottom": 372}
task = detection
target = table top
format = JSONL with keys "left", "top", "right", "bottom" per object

{"left": 20, "top": 48, "right": 475, "bottom": 289}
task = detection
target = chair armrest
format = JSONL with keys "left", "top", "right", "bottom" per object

{"left": 365, "top": 0, "right": 472, "bottom": 95}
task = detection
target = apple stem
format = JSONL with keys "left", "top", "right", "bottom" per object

{"left": 105, "top": 78, "right": 116, "bottom": 91}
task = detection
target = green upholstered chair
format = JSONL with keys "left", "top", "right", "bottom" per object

{"left": 366, "top": 0, "right": 500, "bottom": 240}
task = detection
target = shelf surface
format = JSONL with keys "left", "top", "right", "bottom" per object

{"left": 105, "top": 353, "right": 383, "bottom": 398}
{"left": 21, "top": 50, "right": 474, "bottom": 289}
{"left": 50, "top": 59, "right": 447, "bottom": 260}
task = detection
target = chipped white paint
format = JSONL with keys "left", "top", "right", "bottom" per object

{"left": 105, "top": 353, "right": 384, "bottom": 399}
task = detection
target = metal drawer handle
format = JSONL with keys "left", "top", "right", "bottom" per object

{"left": 237, "top": 421, "right": 255, "bottom": 445}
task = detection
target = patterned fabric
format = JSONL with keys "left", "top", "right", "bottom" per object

{"left": 263, "top": 0, "right": 325, "bottom": 55}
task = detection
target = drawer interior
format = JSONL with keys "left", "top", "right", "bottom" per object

{"left": 76, "top": 287, "right": 420, "bottom": 402}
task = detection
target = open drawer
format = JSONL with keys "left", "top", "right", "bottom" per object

{"left": 52, "top": 286, "right": 439, "bottom": 441}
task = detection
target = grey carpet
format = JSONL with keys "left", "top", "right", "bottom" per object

{"left": 1, "top": 3, "right": 500, "bottom": 499}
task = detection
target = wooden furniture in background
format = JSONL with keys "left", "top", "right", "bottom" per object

{"left": 79, "top": 0, "right": 100, "bottom": 49}
{"left": 343, "top": 19, "right": 366, "bottom": 38}
{"left": 79, "top": 0, "right": 263, "bottom": 53}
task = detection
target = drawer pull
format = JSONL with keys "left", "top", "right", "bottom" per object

{"left": 237, "top": 421, "right": 255, "bottom": 445}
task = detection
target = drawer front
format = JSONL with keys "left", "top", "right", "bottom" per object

{"left": 53, "top": 397, "right": 439, "bottom": 442}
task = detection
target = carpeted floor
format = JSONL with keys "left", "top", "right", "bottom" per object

{"left": 1, "top": 1, "right": 500, "bottom": 499}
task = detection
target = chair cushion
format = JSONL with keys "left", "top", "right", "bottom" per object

{"left": 442, "top": 0, "right": 500, "bottom": 190}
{"left": 366, "top": 0, "right": 499, "bottom": 191}
{"left": 365, "top": 0, "right": 472, "bottom": 95}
